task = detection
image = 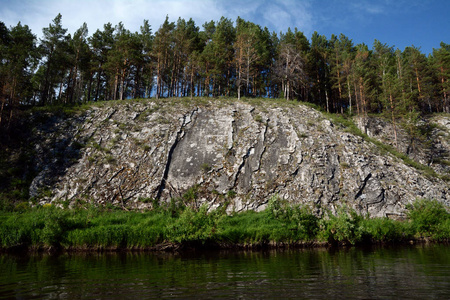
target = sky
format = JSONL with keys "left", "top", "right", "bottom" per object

{"left": 1, "top": 0, "right": 449, "bottom": 55}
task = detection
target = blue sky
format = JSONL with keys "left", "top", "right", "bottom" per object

{"left": 1, "top": 0, "right": 448, "bottom": 54}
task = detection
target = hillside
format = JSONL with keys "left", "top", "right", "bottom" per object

{"left": 1, "top": 98, "right": 449, "bottom": 217}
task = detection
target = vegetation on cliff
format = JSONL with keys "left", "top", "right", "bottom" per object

{"left": 0, "top": 97, "right": 448, "bottom": 217}
{"left": 1, "top": 12, "right": 448, "bottom": 253}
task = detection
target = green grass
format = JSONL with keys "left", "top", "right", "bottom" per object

{"left": 0, "top": 198, "right": 448, "bottom": 251}
{"left": 1, "top": 97, "right": 448, "bottom": 250}
{"left": 324, "top": 113, "right": 449, "bottom": 181}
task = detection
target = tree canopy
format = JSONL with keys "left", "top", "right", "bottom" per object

{"left": 0, "top": 14, "right": 449, "bottom": 130}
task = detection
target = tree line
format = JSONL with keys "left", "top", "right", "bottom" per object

{"left": 0, "top": 14, "right": 449, "bottom": 130}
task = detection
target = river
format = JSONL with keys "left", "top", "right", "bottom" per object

{"left": 1, "top": 244, "right": 449, "bottom": 299}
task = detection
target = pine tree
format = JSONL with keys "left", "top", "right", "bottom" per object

{"left": 105, "top": 23, "right": 141, "bottom": 101}
{"left": 153, "top": 16, "right": 175, "bottom": 99}
{"left": 431, "top": 42, "right": 450, "bottom": 112}
{"left": 67, "top": 22, "right": 90, "bottom": 103}
{"left": 253, "top": 26, "right": 276, "bottom": 97}
{"left": 39, "top": 13, "right": 69, "bottom": 105}
{"left": 171, "top": 18, "right": 198, "bottom": 97}
{"left": 88, "top": 23, "right": 114, "bottom": 101}
{"left": 353, "top": 43, "right": 373, "bottom": 115}
{"left": 137, "top": 20, "right": 153, "bottom": 98}
{"left": 203, "top": 17, "right": 235, "bottom": 97}
{"left": 2, "top": 22, "right": 38, "bottom": 128}
{"left": 308, "top": 32, "right": 331, "bottom": 111}
{"left": 403, "top": 46, "right": 433, "bottom": 112}
{"left": 273, "top": 41, "right": 305, "bottom": 101}
{"left": 338, "top": 34, "right": 355, "bottom": 114}
{"left": 0, "top": 22, "right": 11, "bottom": 127}
{"left": 234, "top": 18, "right": 260, "bottom": 100}
{"left": 330, "top": 34, "right": 354, "bottom": 113}
{"left": 373, "top": 40, "right": 395, "bottom": 110}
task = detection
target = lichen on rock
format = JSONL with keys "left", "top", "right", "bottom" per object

{"left": 27, "top": 99, "right": 449, "bottom": 218}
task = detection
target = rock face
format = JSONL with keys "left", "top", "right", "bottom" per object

{"left": 355, "top": 115, "right": 450, "bottom": 175}
{"left": 29, "top": 99, "right": 449, "bottom": 217}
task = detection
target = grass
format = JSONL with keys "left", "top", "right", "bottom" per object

{"left": 18, "top": 96, "right": 450, "bottom": 181}
{"left": 0, "top": 198, "right": 448, "bottom": 252}
{"left": 1, "top": 96, "right": 448, "bottom": 250}
{"left": 324, "top": 113, "right": 449, "bottom": 181}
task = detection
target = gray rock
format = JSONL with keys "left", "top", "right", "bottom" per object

{"left": 28, "top": 100, "right": 449, "bottom": 217}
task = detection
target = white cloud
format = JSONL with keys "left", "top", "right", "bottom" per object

{"left": 1, "top": 0, "right": 315, "bottom": 38}
{"left": 350, "top": 1, "right": 384, "bottom": 15}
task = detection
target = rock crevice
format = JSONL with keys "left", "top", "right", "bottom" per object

{"left": 27, "top": 100, "right": 449, "bottom": 217}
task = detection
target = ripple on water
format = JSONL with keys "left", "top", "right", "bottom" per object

{"left": 0, "top": 245, "right": 449, "bottom": 299}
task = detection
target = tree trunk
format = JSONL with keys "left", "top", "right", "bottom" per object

{"left": 41, "top": 50, "right": 53, "bottom": 106}
{"left": 336, "top": 52, "right": 342, "bottom": 113}
{"left": 440, "top": 67, "right": 448, "bottom": 112}
{"left": 95, "top": 68, "right": 102, "bottom": 101}
{"left": 71, "top": 49, "right": 80, "bottom": 103}
{"left": 415, "top": 67, "right": 423, "bottom": 109}
{"left": 354, "top": 81, "right": 360, "bottom": 115}
{"left": 156, "top": 56, "right": 161, "bottom": 100}
{"left": 389, "top": 90, "right": 398, "bottom": 148}
{"left": 58, "top": 80, "right": 64, "bottom": 103}
{"left": 0, "top": 100, "right": 4, "bottom": 127}
{"left": 190, "top": 68, "right": 194, "bottom": 100}
{"left": 87, "top": 71, "right": 93, "bottom": 102}
{"left": 347, "top": 77, "right": 352, "bottom": 114}
{"left": 246, "top": 55, "right": 250, "bottom": 96}
{"left": 359, "top": 77, "right": 366, "bottom": 115}
{"left": 65, "top": 68, "right": 73, "bottom": 104}
{"left": 113, "top": 71, "right": 118, "bottom": 101}
{"left": 237, "top": 62, "right": 242, "bottom": 100}
{"left": 6, "top": 77, "right": 17, "bottom": 130}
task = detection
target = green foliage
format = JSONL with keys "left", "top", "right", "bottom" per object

{"left": 226, "top": 190, "right": 236, "bottom": 198}
{"left": 325, "top": 113, "right": 447, "bottom": 181}
{"left": 0, "top": 198, "right": 448, "bottom": 251}
{"left": 166, "top": 205, "right": 219, "bottom": 243}
{"left": 253, "top": 114, "right": 263, "bottom": 123}
{"left": 359, "top": 217, "right": 413, "bottom": 243}
{"left": 266, "top": 195, "right": 319, "bottom": 240}
{"left": 216, "top": 210, "right": 278, "bottom": 244}
{"left": 104, "top": 155, "right": 116, "bottom": 164}
{"left": 201, "top": 163, "right": 211, "bottom": 173}
{"left": 319, "top": 207, "right": 364, "bottom": 245}
{"left": 182, "top": 185, "right": 199, "bottom": 205}
{"left": 407, "top": 198, "right": 450, "bottom": 238}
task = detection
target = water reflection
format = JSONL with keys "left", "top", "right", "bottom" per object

{"left": 1, "top": 244, "right": 449, "bottom": 299}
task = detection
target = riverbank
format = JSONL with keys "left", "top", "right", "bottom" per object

{"left": 1, "top": 198, "right": 449, "bottom": 253}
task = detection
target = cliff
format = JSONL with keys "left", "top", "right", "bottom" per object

{"left": 16, "top": 98, "right": 449, "bottom": 217}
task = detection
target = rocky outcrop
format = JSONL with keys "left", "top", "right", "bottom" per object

{"left": 28, "top": 99, "right": 449, "bottom": 218}
{"left": 355, "top": 115, "right": 450, "bottom": 175}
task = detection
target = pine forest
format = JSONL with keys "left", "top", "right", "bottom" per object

{"left": 1, "top": 14, "right": 449, "bottom": 130}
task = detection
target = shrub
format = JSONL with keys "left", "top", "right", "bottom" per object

{"left": 166, "top": 205, "right": 219, "bottom": 243}
{"left": 266, "top": 195, "right": 319, "bottom": 240}
{"left": 319, "top": 207, "right": 363, "bottom": 245}
{"left": 407, "top": 198, "right": 449, "bottom": 237}
{"left": 359, "top": 217, "right": 412, "bottom": 243}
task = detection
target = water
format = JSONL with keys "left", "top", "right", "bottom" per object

{"left": 1, "top": 244, "right": 449, "bottom": 299}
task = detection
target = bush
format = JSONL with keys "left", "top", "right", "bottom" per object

{"left": 166, "top": 205, "right": 220, "bottom": 243}
{"left": 407, "top": 198, "right": 449, "bottom": 237}
{"left": 0, "top": 198, "right": 449, "bottom": 251}
{"left": 319, "top": 207, "right": 363, "bottom": 245}
{"left": 359, "top": 217, "right": 412, "bottom": 243}
{"left": 265, "top": 195, "right": 319, "bottom": 241}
